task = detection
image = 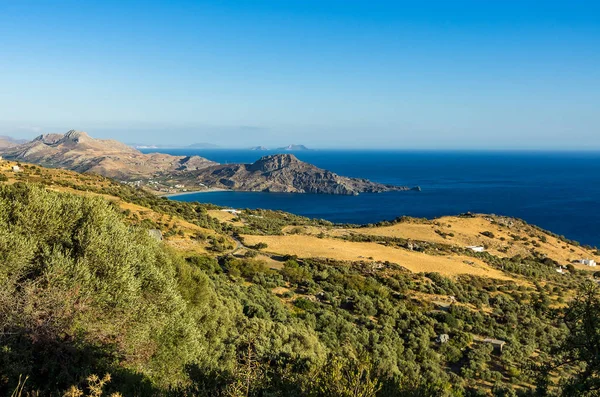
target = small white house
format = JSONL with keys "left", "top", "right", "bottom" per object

{"left": 11, "top": 165, "right": 20, "bottom": 172}
{"left": 221, "top": 209, "right": 241, "bottom": 215}
{"left": 467, "top": 246, "right": 485, "bottom": 253}
{"left": 575, "top": 259, "right": 597, "bottom": 267}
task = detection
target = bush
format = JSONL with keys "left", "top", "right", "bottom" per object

{"left": 294, "top": 297, "right": 316, "bottom": 311}
{"left": 0, "top": 183, "right": 218, "bottom": 392}
{"left": 252, "top": 242, "right": 268, "bottom": 250}
{"left": 281, "top": 260, "right": 312, "bottom": 284}
{"left": 244, "top": 249, "right": 259, "bottom": 258}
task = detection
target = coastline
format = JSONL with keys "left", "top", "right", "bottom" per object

{"left": 163, "top": 188, "right": 229, "bottom": 198}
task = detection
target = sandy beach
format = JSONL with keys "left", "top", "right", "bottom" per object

{"left": 163, "top": 188, "right": 229, "bottom": 198}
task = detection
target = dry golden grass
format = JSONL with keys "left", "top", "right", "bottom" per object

{"left": 1, "top": 160, "right": 116, "bottom": 195}
{"left": 208, "top": 210, "right": 244, "bottom": 226}
{"left": 241, "top": 234, "right": 512, "bottom": 280}
{"left": 335, "top": 215, "right": 599, "bottom": 268}
{"left": 231, "top": 249, "right": 284, "bottom": 269}
{"left": 165, "top": 235, "right": 210, "bottom": 254}
{"left": 256, "top": 254, "right": 284, "bottom": 269}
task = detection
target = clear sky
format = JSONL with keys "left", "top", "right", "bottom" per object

{"left": 0, "top": 0, "right": 599, "bottom": 149}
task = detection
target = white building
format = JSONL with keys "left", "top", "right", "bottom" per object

{"left": 575, "top": 259, "right": 597, "bottom": 267}
{"left": 583, "top": 259, "right": 597, "bottom": 267}
{"left": 11, "top": 165, "right": 20, "bottom": 172}
{"left": 467, "top": 246, "right": 485, "bottom": 253}
{"left": 221, "top": 209, "right": 241, "bottom": 215}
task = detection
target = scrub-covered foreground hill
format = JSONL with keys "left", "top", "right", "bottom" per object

{"left": 0, "top": 160, "right": 599, "bottom": 397}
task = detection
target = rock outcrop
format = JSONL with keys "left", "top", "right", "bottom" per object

{"left": 192, "top": 154, "right": 417, "bottom": 195}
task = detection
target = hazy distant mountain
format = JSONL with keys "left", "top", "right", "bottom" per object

{"left": 187, "top": 142, "right": 220, "bottom": 149}
{"left": 249, "top": 146, "right": 269, "bottom": 151}
{"left": 0, "top": 135, "right": 27, "bottom": 149}
{"left": 277, "top": 144, "right": 310, "bottom": 151}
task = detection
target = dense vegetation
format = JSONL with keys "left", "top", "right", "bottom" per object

{"left": 0, "top": 182, "right": 598, "bottom": 396}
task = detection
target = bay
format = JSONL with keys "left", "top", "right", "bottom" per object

{"left": 141, "top": 149, "right": 600, "bottom": 247}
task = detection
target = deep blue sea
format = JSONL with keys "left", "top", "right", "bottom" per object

{"left": 141, "top": 149, "right": 600, "bottom": 247}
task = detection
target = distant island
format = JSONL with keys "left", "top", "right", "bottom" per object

{"left": 249, "top": 145, "right": 311, "bottom": 151}
{"left": 277, "top": 144, "right": 311, "bottom": 151}
{"left": 0, "top": 130, "right": 416, "bottom": 195}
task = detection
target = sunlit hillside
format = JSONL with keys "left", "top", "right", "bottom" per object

{"left": 1, "top": 160, "right": 599, "bottom": 396}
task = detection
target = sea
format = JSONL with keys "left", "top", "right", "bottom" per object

{"left": 140, "top": 149, "right": 600, "bottom": 247}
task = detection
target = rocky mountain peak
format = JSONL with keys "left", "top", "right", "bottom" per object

{"left": 32, "top": 133, "right": 64, "bottom": 145}
{"left": 62, "top": 130, "right": 91, "bottom": 143}
{"left": 31, "top": 130, "right": 91, "bottom": 146}
{"left": 249, "top": 154, "right": 302, "bottom": 172}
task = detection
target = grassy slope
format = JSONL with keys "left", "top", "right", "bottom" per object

{"left": 1, "top": 160, "right": 234, "bottom": 254}
{"left": 241, "top": 234, "right": 512, "bottom": 279}
{"left": 3, "top": 159, "right": 598, "bottom": 279}
{"left": 2, "top": 159, "right": 599, "bottom": 395}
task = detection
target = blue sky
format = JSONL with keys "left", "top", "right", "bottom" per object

{"left": 0, "top": 0, "right": 599, "bottom": 149}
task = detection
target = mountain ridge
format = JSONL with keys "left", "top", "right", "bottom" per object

{"left": 1, "top": 130, "right": 416, "bottom": 195}
{"left": 1, "top": 130, "right": 216, "bottom": 180}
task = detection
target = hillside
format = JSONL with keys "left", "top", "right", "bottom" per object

{"left": 1, "top": 131, "right": 413, "bottom": 195}
{"left": 0, "top": 160, "right": 599, "bottom": 396}
{"left": 0, "top": 130, "right": 217, "bottom": 180}
{"left": 191, "top": 154, "right": 417, "bottom": 195}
